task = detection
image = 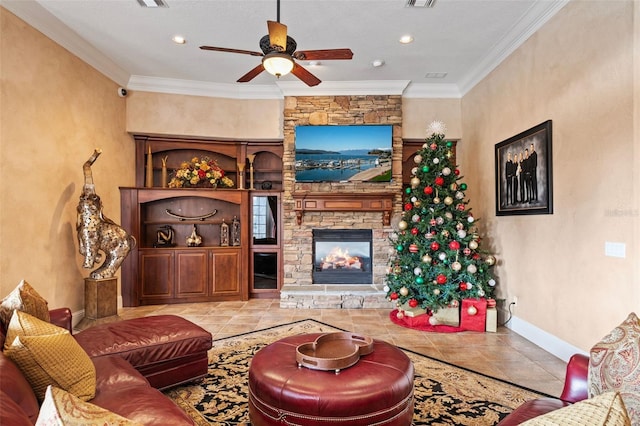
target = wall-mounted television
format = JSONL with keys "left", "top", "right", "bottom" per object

{"left": 295, "top": 125, "right": 393, "bottom": 182}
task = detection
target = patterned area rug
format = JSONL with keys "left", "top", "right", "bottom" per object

{"left": 165, "top": 319, "right": 551, "bottom": 425}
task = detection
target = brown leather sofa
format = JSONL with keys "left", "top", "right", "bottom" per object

{"left": 497, "top": 353, "right": 589, "bottom": 424}
{"left": 0, "top": 307, "right": 212, "bottom": 425}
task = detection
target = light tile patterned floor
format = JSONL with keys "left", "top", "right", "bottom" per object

{"left": 112, "top": 299, "right": 567, "bottom": 397}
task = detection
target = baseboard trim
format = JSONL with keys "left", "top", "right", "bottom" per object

{"left": 506, "top": 315, "right": 588, "bottom": 362}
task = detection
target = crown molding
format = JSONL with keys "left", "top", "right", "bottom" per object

{"left": 457, "top": 0, "right": 570, "bottom": 96}
{"left": 276, "top": 80, "right": 411, "bottom": 97}
{"left": 1, "top": 0, "right": 130, "bottom": 86}
{"left": 127, "top": 76, "right": 284, "bottom": 100}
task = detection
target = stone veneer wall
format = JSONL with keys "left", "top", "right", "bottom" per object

{"left": 280, "top": 95, "right": 403, "bottom": 309}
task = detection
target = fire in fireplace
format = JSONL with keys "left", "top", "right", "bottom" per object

{"left": 312, "top": 229, "right": 372, "bottom": 284}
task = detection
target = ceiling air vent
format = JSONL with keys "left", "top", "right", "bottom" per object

{"left": 406, "top": 0, "right": 437, "bottom": 8}
{"left": 136, "top": 0, "right": 168, "bottom": 8}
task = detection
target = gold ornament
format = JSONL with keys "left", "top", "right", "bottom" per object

{"left": 485, "top": 255, "right": 496, "bottom": 266}
{"left": 398, "top": 220, "right": 408, "bottom": 231}
{"left": 411, "top": 177, "right": 421, "bottom": 188}
{"left": 400, "top": 286, "right": 409, "bottom": 296}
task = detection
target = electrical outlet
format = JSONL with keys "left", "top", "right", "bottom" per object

{"left": 512, "top": 296, "right": 518, "bottom": 306}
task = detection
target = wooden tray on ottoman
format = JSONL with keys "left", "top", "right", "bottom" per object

{"left": 295, "top": 332, "right": 374, "bottom": 373}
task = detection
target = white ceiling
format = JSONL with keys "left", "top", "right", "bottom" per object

{"left": 2, "top": 0, "right": 568, "bottom": 99}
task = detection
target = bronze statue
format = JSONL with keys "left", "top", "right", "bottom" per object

{"left": 77, "top": 149, "right": 135, "bottom": 279}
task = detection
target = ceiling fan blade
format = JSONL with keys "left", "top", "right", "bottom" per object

{"left": 237, "top": 64, "right": 266, "bottom": 83}
{"left": 267, "top": 20, "right": 288, "bottom": 52}
{"left": 291, "top": 63, "right": 321, "bottom": 87}
{"left": 200, "top": 46, "right": 264, "bottom": 57}
{"left": 293, "top": 48, "right": 353, "bottom": 61}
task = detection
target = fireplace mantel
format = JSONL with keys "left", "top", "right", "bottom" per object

{"left": 293, "top": 192, "right": 395, "bottom": 226}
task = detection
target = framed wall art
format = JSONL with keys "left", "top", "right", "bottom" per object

{"left": 495, "top": 120, "right": 553, "bottom": 216}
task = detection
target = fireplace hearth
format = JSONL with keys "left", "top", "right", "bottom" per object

{"left": 312, "top": 229, "right": 372, "bottom": 284}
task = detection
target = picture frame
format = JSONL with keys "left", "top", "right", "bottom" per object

{"left": 495, "top": 120, "right": 553, "bottom": 216}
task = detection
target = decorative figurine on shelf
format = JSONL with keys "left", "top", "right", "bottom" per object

{"left": 220, "top": 219, "right": 229, "bottom": 247}
{"left": 77, "top": 149, "right": 135, "bottom": 279}
{"left": 186, "top": 225, "right": 202, "bottom": 247}
{"left": 154, "top": 225, "right": 175, "bottom": 247}
{"left": 231, "top": 216, "right": 241, "bottom": 246}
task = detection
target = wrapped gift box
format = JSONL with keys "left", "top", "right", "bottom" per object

{"left": 460, "top": 298, "right": 487, "bottom": 332}
{"left": 399, "top": 302, "right": 427, "bottom": 318}
{"left": 433, "top": 305, "right": 460, "bottom": 327}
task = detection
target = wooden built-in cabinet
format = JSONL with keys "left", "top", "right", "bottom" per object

{"left": 120, "top": 135, "right": 283, "bottom": 307}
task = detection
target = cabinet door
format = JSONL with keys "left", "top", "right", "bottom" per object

{"left": 140, "top": 251, "right": 173, "bottom": 300}
{"left": 210, "top": 249, "right": 240, "bottom": 295}
{"left": 176, "top": 250, "right": 209, "bottom": 298}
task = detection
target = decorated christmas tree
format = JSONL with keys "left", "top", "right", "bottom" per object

{"left": 385, "top": 121, "right": 497, "bottom": 320}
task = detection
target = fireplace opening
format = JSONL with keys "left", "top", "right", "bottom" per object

{"left": 312, "top": 229, "right": 372, "bottom": 284}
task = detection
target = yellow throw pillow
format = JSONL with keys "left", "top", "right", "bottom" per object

{"left": 5, "top": 332, "right": 96, "bottom": 402}
{"left": 520, "top": 392, "right": 630, "bottom": 426}
{"left": 36, "top": 385, "right": 142, "bottom": 426}
{"left": 4, "top": 310, "right": 67, "bottom": 351}
{"left": 0, "top": 280, "right": 50, "bottom": 328}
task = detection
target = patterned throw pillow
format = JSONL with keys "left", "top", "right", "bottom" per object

{"left": 520, "top": 391, "right": 630, "bottom": 426}
{"left": 4, "top": 312, "right": 96, "bottom": 402}
{"left": 4, "top": 310, "right": 66, "bottom": 351}
{"left": 0, "top": 280, "right": 50, "bottom": 328}
{"left": 36, "top": 386, "right": 142, "bottom": 426}
{"left": 589, "top": 312, "right": 640, "bottom": 424}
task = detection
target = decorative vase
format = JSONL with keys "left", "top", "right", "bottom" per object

{"left": 231, "top": 216, "right": 240, "bottom": 246}
{"left": 145, "top": 146, "right": 153, "bottom": 188}
{"left": 161, "top": 156, "right": 168, "bottom": 188}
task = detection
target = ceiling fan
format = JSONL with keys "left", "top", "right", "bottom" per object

{"left": 199, "top": 0, "right": 353, "bottom": 87}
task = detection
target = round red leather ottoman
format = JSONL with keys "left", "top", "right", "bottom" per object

{"left": 248, "top": 333, "right": 414, "bottom": 426}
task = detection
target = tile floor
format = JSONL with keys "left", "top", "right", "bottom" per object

{"left": 111, "top": 298, "right": 567, "bottom": 397}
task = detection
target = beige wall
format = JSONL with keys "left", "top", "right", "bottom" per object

{"left": 0, "top": 9, "right": 132, "bottom": 311}
{"left": 126, "top": 91, "right": 283, "bottom": 139}
{"left": 461, "top": 0, "right": 638, "bottom": 351}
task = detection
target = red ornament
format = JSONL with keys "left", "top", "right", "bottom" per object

{"left": 408, "top": 299, "right": 419, "bottom": 308}
{"left": 429, "top": 218, "right": 437, "bottom": 226}
{"left": 430, "top": 143, "right": 437, "bottom": 150}
{"left": 435, "top": 177, "right": 445, "bottom": 186}
{"left": 411, "top": 227, "right": 419, "bottom": 235}
{"left": 449, "top": 241, "right": 460, "bottom": 250}
{"left": 473, "top": 253, "right": 481, "bottom": 260}
{"left": 424, "top": 186, "right": 434, "bottom": 195}
{"left": 404, "top": 203, "right": 413, "bottom": 211}
{"left": 454, "top": 169, "right": 460, "bottom": 175}
{"left": 456, "top": 203, "right": 465, "bottom": 211}
{"left": 459, "top": 282, "right": 468, "bottom": 290}
{"left": 390, "top": 292, "right": 399, "bottom": 300}
{"left": 409, "top": 244, "right": 419, "bottom": 253}
{"left": 436, "top": 274, "right": 447, "bottom": 284}
{"left": 430, "top": 242, "right": 440, "bottom": 251}
{"left": 463, "top": 248, "right": 472, "bottom": 256}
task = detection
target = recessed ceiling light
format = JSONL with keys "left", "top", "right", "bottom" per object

{"left": 399, "top": 35, "right": 414, "bottom": 44}
{"left": 425, "top": 72, "right": 447, "bottom": 78}
{"left": 371, "top": 59, "right": 385, "bottom": 68}
{"left": 172, "top": 35, "right": 186, "bottom": 44}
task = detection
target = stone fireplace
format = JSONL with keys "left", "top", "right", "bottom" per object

{"left": 280, "top": 95, "right": 403, "bottom": 309}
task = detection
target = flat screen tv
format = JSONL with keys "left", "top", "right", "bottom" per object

{"left": 295, "top": 125, "right": 393, "bottom": 182}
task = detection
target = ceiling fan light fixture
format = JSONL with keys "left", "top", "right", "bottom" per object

{"left": 262, "top": 52, "right": 294, "bottom": 78}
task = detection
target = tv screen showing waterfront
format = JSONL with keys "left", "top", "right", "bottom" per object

{"left": 295, "top": 125, "right": 393, "bottom": 182}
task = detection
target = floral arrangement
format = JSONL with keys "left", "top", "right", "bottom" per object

{"left": 168, "top": 157, "right": 234, "bottom": 188}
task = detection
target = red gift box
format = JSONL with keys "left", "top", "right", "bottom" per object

{"left": 460, "top": 298, "right": 487, "bottom": 332}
